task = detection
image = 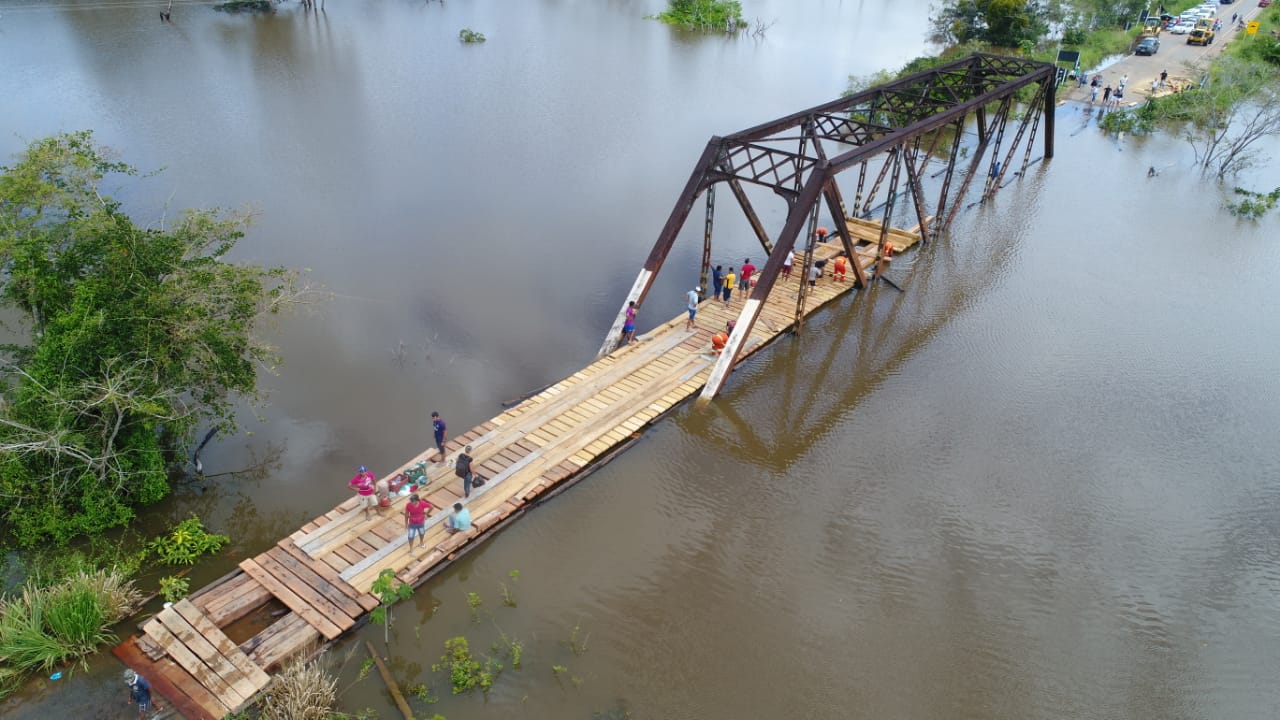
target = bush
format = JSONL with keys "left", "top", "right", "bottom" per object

{"left": 459, "top": 28, "right": 486, "bottom": 43}
{"left": 653, "top": 0, "right": 746, "bottom": 32}
{"left": 0, "top": 569, "right": 141, "bottom": 696}
{"left": 148, "top": 516, "right": 230, "bottom": 566}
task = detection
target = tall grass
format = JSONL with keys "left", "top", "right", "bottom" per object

{"left": 259, "top": 654, "right": 337, "bottom": 720}
{"left": 0, "top": 569, "right": 141, "bottom": 697}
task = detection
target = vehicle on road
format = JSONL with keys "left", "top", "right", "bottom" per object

{"left": 1141, "top": 17, "right": 1163, "bottom": 37}
{"left": 1136, "top": 36, "right": 1162, "bottom": 54}
{"left": 1188, "top": 27, "right": 1216, "bottom": 44}
{"left": 1171, "top": 19, "right": 1196, "bottom": 32}
{"left": 1261, "top": 0, "right": 1272, "bottom": 7}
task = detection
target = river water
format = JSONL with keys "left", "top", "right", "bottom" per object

{"left": 3, "top": 1, "right": 1280, "bottom": 718}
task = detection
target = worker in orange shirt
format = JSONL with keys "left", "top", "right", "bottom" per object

{"left": 711, "top": 320, "right": 736, "bottom": 354}
{"left": 876, "top": 241, "right": 894, "bottom": 280}
{"left": 833, "top": 253, "right": 848, "bottom": 282}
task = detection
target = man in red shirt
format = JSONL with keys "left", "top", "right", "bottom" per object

{"left": 739, "top": 258, "right": 755, "bottom": 299}
{"left": 349, "top": 466, "right": 377, "bottom": 521}
{"left": 404, "top": 493, "right": 433, "bottom": 551}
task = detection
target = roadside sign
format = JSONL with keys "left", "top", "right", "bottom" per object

{"left": 1246, "top": 21, "right": 1260, "bottom": 34}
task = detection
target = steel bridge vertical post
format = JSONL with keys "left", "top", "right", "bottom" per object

{"left": 823, "top": 180, "right": 867, "bottom": 288}
{"left": 1043, "top": 75, "right": 1056, "bottom": 159}
{"left": 699, "top": 173, "right": 828, "bottom": 405}
{"left": 933, "top": 117, "right": 966, "bottom": 235}
{"left": 699, "top": 184, "right": 716, "bottom": 300}
{"left": 903, "top": 138, "right": 932, "bottom": 246}
{"left": 793, "top": 201, "right": 821, "bottom": 332}
{"left": 854, "top": 162, "right": 867, "bottom": 218}
{"left": 726, "top": 178, "right": 774, "bottom": 255}
{"left": 597, "top": 140, "right": 720, "bottom": 358}
{"left": 875, "top": 146, "right": 903, "bottom": 268}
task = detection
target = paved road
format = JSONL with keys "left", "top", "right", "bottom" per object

{"left": 1059, "top": 0, "right": 1271, "bottom": 106}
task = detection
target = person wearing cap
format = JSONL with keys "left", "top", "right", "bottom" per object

{"left": 685, "top": 286, "right": 701, "bottom": 331}
{"left": 123, "top": 669, "right": 153, "bottom": 720}
{"left": 349, "top": 466, "right": 377, "bottom": 521}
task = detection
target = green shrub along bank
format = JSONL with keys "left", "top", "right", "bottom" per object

{"left": 0, "top": 569, "right": 142, "bottom": 697}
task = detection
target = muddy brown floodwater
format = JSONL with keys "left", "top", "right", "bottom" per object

{"left": 3, "top": 1, "right": 1280, "bottom": 718}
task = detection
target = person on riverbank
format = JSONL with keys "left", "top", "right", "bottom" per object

{"left": 1119, "top": 74, "right": 1128, "bottom": 92}
{"left": 405, "top": 493, "right": 433, "bottom": 551}
{"left": 782, "top": 249, "right": 794, "bottom": 278}
{"left": 1160, "top": 69, "right": 1168, "bottom": 88}
{"left": 1151, "top": 77, "right": 1159, "bottom": 95}
{"left": 1103, "top": 85, "right": 1113, "bottom": 105}
{"left": 712, "top": 265, "right": 724, "bottom": 301}
{"left": 350, "top": 466, "right": 377, "bottom": 521}
{"left": 431, "top": 411, "right": 447, "bottom": 463}
{"left": 739, "top": 259, "right": 755, "bottom": 299}
{"left": 622, "top": 301, "right": 638, "bottom": 346}
{"left": 445, "top": 502, "right": 472, "bottom": 534}
{"left": 455, "top": 444, "right": 475, "bottom": 498}
{"left": 124, "top": 670, "right": 152, "bottom": 720}
{"left": 723, "top": 269, "right": 735, "bottom": 303}
{"left": 1090, "top": 83, "right": 1099, "bottom": 104}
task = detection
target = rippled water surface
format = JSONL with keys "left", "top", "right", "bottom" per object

{"left": 2, "top": 1, "right": 1279, "bottom": 718}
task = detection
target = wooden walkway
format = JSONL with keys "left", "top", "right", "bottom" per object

{"left": 113, "top": 220, "right": 918, "bottom": 719}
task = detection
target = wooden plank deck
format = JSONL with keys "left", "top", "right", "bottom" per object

{"left": 113, "top": 225, "right": 907, "bottom": 718}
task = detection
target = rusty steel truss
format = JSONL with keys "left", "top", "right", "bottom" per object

{"left": 597, "top": 53, "right": 1056, "bottom": 402}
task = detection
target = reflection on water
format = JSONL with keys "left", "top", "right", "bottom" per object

{"left": 3, "top": 2, "right": 1280, "bottom": 719}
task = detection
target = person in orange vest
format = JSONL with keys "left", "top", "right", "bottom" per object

{"left": 833, "top": 253, "right": 848, "bottom": 282}
{"left": 876, "top": 241, "right": 895, "bottom": 280}
{"left": 816, "top": 226, "right": 828, "bottom": 243}
{"left": 711, "top": 320, "right": 735, "bottom": 355}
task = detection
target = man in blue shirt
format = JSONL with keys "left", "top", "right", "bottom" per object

{"left": 124, "top": 669, "right": 152, "bottom": 719}
{"left": 445, "top": 502, "right": 471, "bottom": 534}
{"left": 431, "top": 411, "right": 447, "bottom": 462}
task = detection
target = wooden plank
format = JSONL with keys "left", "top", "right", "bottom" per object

{"left": 142, "top": 619, "right": 247, "bottom": 708}
{"left": 279, "top": 539, "right": 380, "bottom": 611}
{"left": 154, "top": 606, "right": 256, "bottom": 704}
{"left": 254, "top": 552, "right": 354, "bottom": 632}
{"left": 114, "top": 635, "right": 226, "bottom": 720}
{"left": 265, "top": 547, "right": 364, "bottom": 618}
{"left": 243, "top": 613, "right": 321, "bottom": 671}
{"left": 239, "top": 558, "right": 344, "bottom": 640}
{"left": 172, "top": 599, "right": 272, "bottom": 690}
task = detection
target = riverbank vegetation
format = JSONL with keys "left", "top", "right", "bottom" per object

{"left": 0, "top": 132, "right": 306, "bottom": 549}
{"left": 0, "top": 569, "right": 142, "bottom": 696}
{"left": 652, "top": 0, "right": 746, "bottom": 32}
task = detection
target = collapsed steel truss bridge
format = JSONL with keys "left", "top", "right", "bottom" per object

{"left": 598, "top": 53, "right": 1057, "bottom": 402}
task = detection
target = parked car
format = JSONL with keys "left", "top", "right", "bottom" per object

{"left": 1170, "top": 19, "right": 1195, "bottom": 32}
{"left": 1261, "top": 0, "right": 1272, "bottom": 7}
{"left": 1136, "top": 36, "right": 1162, "bottom": 54}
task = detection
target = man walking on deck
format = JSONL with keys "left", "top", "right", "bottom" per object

{"left": 722, "top": 269, "right": 735, "bottom": 303}
{"left": 431, "top": 411, "right": 447, "bottom": 463}
{"left": 686, "top": 286, "right": 701, "bottom": 330}
{"left": 782, "top": 249, "right": 794, "bottom": 279}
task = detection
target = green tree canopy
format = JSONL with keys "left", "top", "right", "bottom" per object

{"left": 0, "top": 131, "right": 303, "bottom": 546}
{"left": 928, "top": 0, "right": 1050, "bottom": 48}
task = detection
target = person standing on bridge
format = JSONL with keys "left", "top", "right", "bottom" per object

{"left": 783, "top": 249, "right": 794, "bottom": 279}
{"left": 686, "top": 286, "right": 701, "bottom": 330}
{"left": 455, "top": 444, "right": 475, "bottom": 498}
{"left": 722, "top": 268, "right": 735, "bottom": 303}
{"left": 739, "top": 259, "right": 755, "bottom": 299}
{"left": 431, "top": 411, "right": 448, "bottom": 463}
{"left": 712, "top": 265, "right": 724, "bottom": 303}
{"left": 350, "top": 466, "right": 378, "bottom": 521}
{"left": 405, "top": 493, "right": 433, "bottom": 552}
{"left": 621, "top": 301, "right": 638, "bottom": 346}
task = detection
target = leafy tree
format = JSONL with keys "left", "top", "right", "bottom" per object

{"left": 0, "top": 132, "right": 305, "bottom": 546}
{"left": 928, "top": 0, "right": 1050, "bottom": 48}
{"left": 654, "top": 0, "right": 746, "bottom": 32}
